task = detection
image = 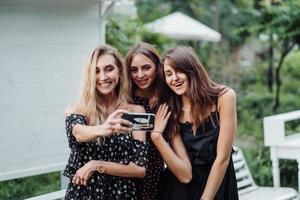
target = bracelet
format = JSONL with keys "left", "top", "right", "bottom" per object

{"left": 152, "top": 130, "right": 162, "bottom": 134}
{"left": 97, "top": 160, "right": 106, "bottom": 174}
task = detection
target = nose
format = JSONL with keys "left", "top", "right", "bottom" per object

{"left": 137, "top": 69, "right": 145, "bottom": 79}
{"left": 98, "top": 71, "right": 107, "bottom": 81}
{"left": 171, "top": 73, "right": 180, "bottom": 82}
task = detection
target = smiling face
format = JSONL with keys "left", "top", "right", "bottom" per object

{"left": 130, "top": 54, "right": 157, "bottom": 90}
{"left": 95, "top": 54, "right": 120, "bottom": 95}
{"left": 164, "top": 58, "right": 189, "bottom": 96}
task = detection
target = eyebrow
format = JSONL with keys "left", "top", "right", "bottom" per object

{"left": 131, "top": 64, "right": 152, "bottom": 68}
{"left": 96, "top": 64, "right": 115, "bottom": 68}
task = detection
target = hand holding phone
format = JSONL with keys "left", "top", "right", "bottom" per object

{"left": 121, "top": 112, "right": 155, "bottom": 131}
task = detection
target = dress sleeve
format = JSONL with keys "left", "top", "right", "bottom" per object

{"left": 130, "top": 139, "right": 149, "bottom": 168}
{"left": 65, "top": 113, "right": 86, "bottom": 148}
{"left": 63, "top": 114, "right": 89, "bottom": 178}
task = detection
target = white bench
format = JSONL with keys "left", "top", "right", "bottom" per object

{"left": 24, "top": 189, "right": 66, "bottom": 200}
{"left": 263, "top": 110, "right": 300, "bottom": 191}
{"left": 233, "top": 146, "right": 299, "bottom": 200}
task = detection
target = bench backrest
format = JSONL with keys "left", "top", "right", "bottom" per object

{"left": 232, "top": 146, "right": 258, "bottom": 195}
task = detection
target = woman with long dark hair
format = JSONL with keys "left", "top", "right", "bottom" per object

{"left": 125, "top": 43, "right": 193, "bottom": 200}
{"left": 159, "top": 46, "right": 238, "bottom": 200}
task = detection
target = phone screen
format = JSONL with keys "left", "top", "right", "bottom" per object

{"left": 122, "top": 113, "right": 155, "bottom": 131}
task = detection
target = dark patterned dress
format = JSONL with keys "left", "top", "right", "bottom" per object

{"left": 133, "top": 94, "right": 165, "bottom": 200}
{"left": 158, "top": 111, "right": 238, "bottom": 200}
{"left": 63, "top": 114, "right": 149, "bottom": 200}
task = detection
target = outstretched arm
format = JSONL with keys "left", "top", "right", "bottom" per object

{"left": 64, "top": 107, "right": 132, "bottom": 142}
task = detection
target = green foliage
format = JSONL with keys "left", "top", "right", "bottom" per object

{"left": 281, "top": 51, "right": 300, "bottom": 96}
{"left": 106, "top": 14, "right": 142, "bottom": 55}
{"left": 243, "top": 146, "right": 273, "bottom": 186}
{"left": 237, "top": 91, "right": 274, "bottom": 139}
{"left": 135, "top": 0, "right": 171, "bottom": 23}
{"left": 280, "top": 160, "right": 298, "bottom": 189}
{"left": 106, "top": 13, "right": 175, "bottom": 56}
{"left": 0, "top": 173, "right": 60, "bottom": 200}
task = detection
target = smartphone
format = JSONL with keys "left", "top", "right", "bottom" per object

{"left": 121, "top": 112, "right": 155, "bottom": 131}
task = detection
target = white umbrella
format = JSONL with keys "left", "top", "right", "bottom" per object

{"left": 144, "top": 12, "right": 221, "bottom": 42}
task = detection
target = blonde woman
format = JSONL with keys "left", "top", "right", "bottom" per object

{"left": 63, "top": 45, "right": 149, "bottom": 200}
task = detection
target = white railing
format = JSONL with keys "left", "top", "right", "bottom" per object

{"left": 264, "top": 110, "right": 300, "bottom": 191}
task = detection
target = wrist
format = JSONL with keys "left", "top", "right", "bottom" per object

{"left": 151, "top": 130, "right": 162, "bottom": 141}
{"left": 152, "top": 129, "right": 162, "bottom": 134}
{"left": 97, "top": 160, "right": 106, "bottom": 174}
{"left": 96, "top": 125, "right": 107, "bottom": 137}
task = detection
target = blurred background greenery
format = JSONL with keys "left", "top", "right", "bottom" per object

{"left": 1, "top": 0, "right": 299, "bottom": 199}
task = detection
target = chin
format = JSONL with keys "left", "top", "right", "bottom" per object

{"left": 97, "top": 88, "right": 114, "bottom": 95}
{"left": 173, "top": 90, "right": 186, "bottom": 96}
{"left": 138, "top": 84, "right": 150, "bottom": 90}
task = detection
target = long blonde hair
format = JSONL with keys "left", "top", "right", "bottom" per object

{"left": 77, "top": 45, "right": 131, "bottom": 125}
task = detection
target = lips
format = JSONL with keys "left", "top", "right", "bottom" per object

{"left": 98, "top": 82, "right": 112, "bottom": 87}
{"left": 173, "top": 81, "right": 184, "bottom": 88}
{"left": 137, "top": 79, "right": 148, "bottom": 86}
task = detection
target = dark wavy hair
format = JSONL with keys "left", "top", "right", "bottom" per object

{"left": 162, "top": 46, "right": 226, "bottom": 141}
{"left": 125, "top": 42, "right": 167, "bottom": 111}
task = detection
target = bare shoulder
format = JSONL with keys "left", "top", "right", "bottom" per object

{"left": 123, "top": 103, "right": 145, "bottom": 113}
{"left": 64, "top": 103, "right": 79, "bottom": 117}
{"left": 218, "top": 87, "right": 236, "bottom": 109}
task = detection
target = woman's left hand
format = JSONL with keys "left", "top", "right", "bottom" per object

{"left": 151, "top": 103, "right": 171, "bottom": 140}
{"left": 72, "top": 160, "right": 98, "bottom": 186}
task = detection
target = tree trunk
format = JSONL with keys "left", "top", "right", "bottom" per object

{"left": 273, "top": 41, "right": 295, "bottom": 112}
{"left": 267, "top": 35, "right": 274, "bottom": 92}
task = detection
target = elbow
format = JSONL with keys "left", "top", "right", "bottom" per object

{"left": 178, "top": 176, "right": 192, "bottom": 184}
{"left": 215, "top": 156, "right": 230, "bottom": 168}
{"left": 73, "top": 132, "right": 85, "bottom": 143}
{"left": 177, "top": 169, "right": 192, "bottom": 184}
{"left": 136, "top": 167, "right": 146, "bottom": 178}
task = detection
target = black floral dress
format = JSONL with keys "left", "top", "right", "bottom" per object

{"left": 63, "top": 114, "right": 149, "bottom": 200}
{"left": 133, "top": 94, "right": 165, "bottom": 200}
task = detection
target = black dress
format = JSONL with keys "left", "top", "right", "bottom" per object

{"left": 63, "top": 114, "right": 148, "bottom": 200}
{"left": 158, "top": 111, "right": 238, "bottom": 200}
{"left": 133, "top": 94, "right": 165, "bottom": 200}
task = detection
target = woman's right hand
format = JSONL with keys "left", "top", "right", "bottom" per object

{"left": 99, "top": 109, "right": 133, "bottom": 137}
{"left": 152, "top": 104, "right": 171, "bottom": 139}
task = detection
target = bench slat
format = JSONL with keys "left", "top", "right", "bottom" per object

{"left": 24, "top": 189, "right": 66, "bottom": 200}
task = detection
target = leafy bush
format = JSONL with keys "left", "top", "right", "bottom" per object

{"left": 0, "top": 173, "right": 60, "bottom": 200}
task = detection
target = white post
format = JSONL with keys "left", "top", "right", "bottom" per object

{"left": 270, "top": 147, "right": 280, "bottom": 187}
{"left": 60, "top": 171, "right": 68, "bottom": 190}
{"left": 98, "top": 0, "right": 116, "bottom": 44}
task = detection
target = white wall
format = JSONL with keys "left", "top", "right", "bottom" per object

{"left": 0, "top": 0, "right": 100, "bottom": 181}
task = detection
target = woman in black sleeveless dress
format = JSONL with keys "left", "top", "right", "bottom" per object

{"left": 63, "top": 45, "right": 149, "bottom": 200}
{"left": 158, "top": 46, "right": 238, "bottom": 200}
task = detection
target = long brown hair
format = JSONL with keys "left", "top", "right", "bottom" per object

{"left": 125, "top": 42, "right": 167, "bottom": 111}
{"left": 77, "top": 45, "right": 131, "bottom": 125}
{"left": 162, "top": 46, "right": 226, "bottom": 140}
